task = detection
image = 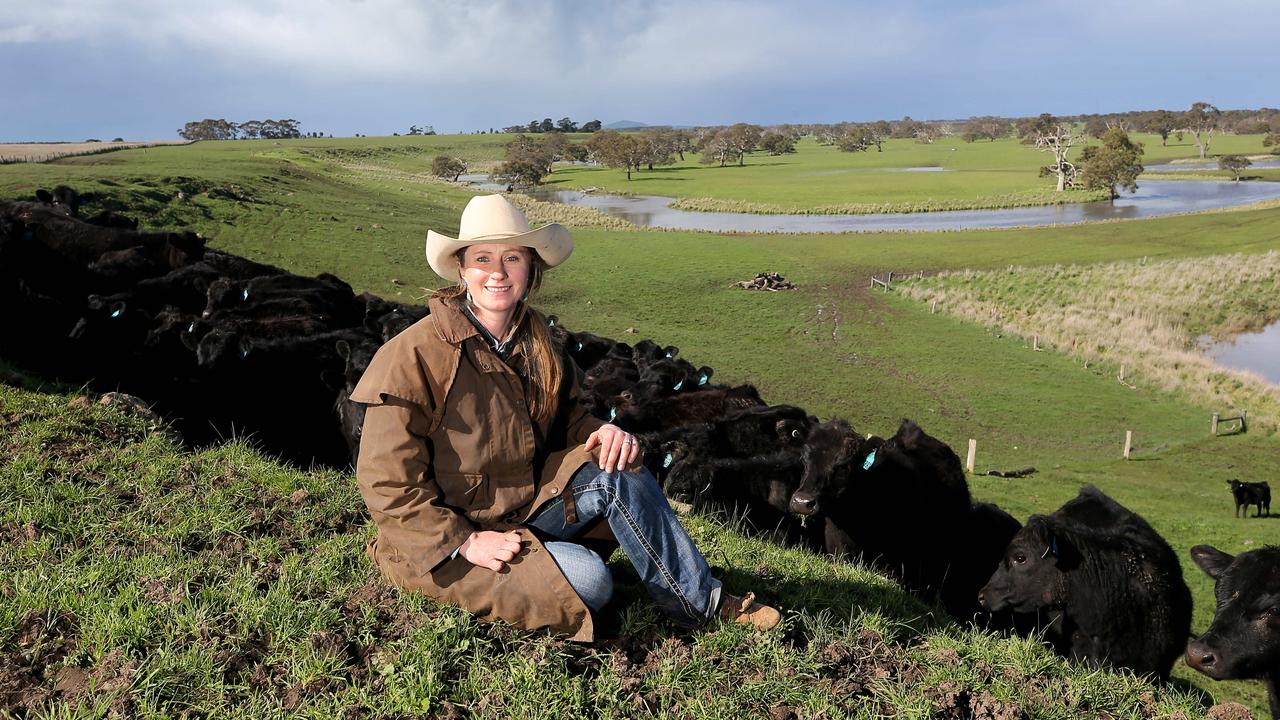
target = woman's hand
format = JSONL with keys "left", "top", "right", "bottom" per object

{"left": 584, "top": 423, "right": 640, "bottom": 473}
{"left": 459, "top": 530, "right": 523, "bottom": 572}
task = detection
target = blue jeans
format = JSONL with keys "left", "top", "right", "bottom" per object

{"left": 527, "top": 462, "right": 722, "bottom": 627}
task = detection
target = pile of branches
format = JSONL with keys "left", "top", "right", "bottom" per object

{"left": 735, "top": 271, "right": 797, "bottom": 291}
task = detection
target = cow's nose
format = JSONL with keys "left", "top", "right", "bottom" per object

{"left": 790, "top": 494, "right": 816, "bottom": 516}
{"left": 1185, "top": 642, "right": 1216, "bottom": 671}
{"left": 977, "top": 589, "right": 986, "bottom": 607}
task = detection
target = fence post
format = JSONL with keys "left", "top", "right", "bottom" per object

{"left": 1212, "top": 413, "right": 1219, "bottom": 435}
{"left": 930, "top": 300, "right": 937, "bottom": 314}
{"left": 1033, "top": 335, "right": 1040, "bottom": 351}
{"left": 887, "top": 271, "right": 894, "bottom": 284}
{"left": 1123, "top": 430, "right": 1132, "bottom": 459}
{"left": 966, "top": 439, "right": 976, "bottom": 474}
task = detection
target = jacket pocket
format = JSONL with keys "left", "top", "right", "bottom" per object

{"left": 436, "top": 472, "right": 490, "bottom": 510}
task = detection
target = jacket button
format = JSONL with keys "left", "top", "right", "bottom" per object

{"left": 549, "top": 487, "right": 559, "bottom": 495}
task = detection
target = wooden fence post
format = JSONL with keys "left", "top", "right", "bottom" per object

{"left": 930, "top": 300, "right": 937, "bottom": 314}
{"left": 1123, "top": 430, "right": 1132, "bottom": 459}
{"left": 1119, "top": 365, "right": 1126, "bottom": 382}
{"left": 966, "top": 439, "right": 976, "bottom": 473}
{"left": 1033, "top": 335, "right": 1040, "bottom": 351}
{"left": 1212, "top": 413, "right": 1219, "bottom": 435}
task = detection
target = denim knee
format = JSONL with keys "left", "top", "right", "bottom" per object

{"left": 544, "top": 541, "right": 614, "bottom": 612}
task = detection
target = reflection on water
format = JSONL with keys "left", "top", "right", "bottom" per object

{"left": 1146, "top": 159, "right": 1280, "bottom": 172}
{"left": 461, "top": 175, "right": 1280, "bottom": 233}
{"left": 1206, "top": 321, "right": 1280, "bottom": 386}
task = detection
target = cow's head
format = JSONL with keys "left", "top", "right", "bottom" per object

{"left": 978, "top": 516, "right": 1080, "bottom": 613}
{"left": 1186, "top": 545, "right": 1280, "bottom": 681}
{"left": 790, "top": 419, "right": 872, "bottom": 516}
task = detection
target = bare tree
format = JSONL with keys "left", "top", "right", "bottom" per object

{"left": 1020, "top": 113, "right": 1084, "bottom": 191}
{"left": 1183, "top": 102, "right": 1221, "bottom": 160}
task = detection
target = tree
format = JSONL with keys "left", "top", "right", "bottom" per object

{"left": 491, "top": 135, "right": 554, "bottom": 185}
{"left": 1078, "top": 129, "right": 1144, "bottom": 200}
{"left": 914, "top": 123, "right": 941, "bottom": 144}
{"left": 580, "top": 119, "right": 603, "bottom": 133}
{"left": 431, "top": 155, "right": 468, "bottom": 181}
{"left": 1020, "top": 113, "right": 1084, "bottom": 191}
{"left": 697, "top": 129, "right": 736, "bottom": 167}
{"left": 585, "top": 130, "right": 647, "bottom": 179}
{"left": 639, "top": 131, "right": 677, "bottom": 170}
{"left": 759, "top": 132, "right": 796, "bottom": 155}
{"left": 1083, "top": 116, "right": 1109, "bottom": 139}
{"left": 868, "top": 120, "right": 892, "bottom": 151}
{"left": 1263, "top": 132, "right": 1280, "bottom": 154}
{"left": 1183, "top": 102, "right": 1221, "bottom": 160}
{"left": 556, "top": 117, "right": 578, "bottom": 133}
{"left": 539, "top": 118, "right": 555, "bottom": 133}
{"left": 721, "top": 123, "right": 762, "bottom": 165}
{"left": 835, "top": 125, "right": 873, "bottom": 153}
{"left": 1141, "top": 110, "right": 1178, "bottom": 146}
{"left": 408, "top": 125, "right": 435, "bottom": 135}
{"left": 961, "top": 116, "right": 1008, "bottom": 143}
{"left": 1218, "top": 154, "right": 1251, "bottom": 181}
{"left": 178, "top": 118, "right": 238, "bottom": 140}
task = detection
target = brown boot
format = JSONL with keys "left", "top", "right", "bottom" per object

{"left": 718, "top": 591, "right": 781, "bottom": 630}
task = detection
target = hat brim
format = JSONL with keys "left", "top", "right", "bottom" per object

{"left": 425, "top": 223, "right": 574, "bottom": 281}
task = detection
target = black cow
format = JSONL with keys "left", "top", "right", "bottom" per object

{"left": 1186, "top": 545, "right": 1280, "bottom": 719}
{"left": 789, "top": 418, "right": 985, "bottom": 619}
{"left": 978, "top": 486, "right": 1192, "bottom": 681}
{"left": 1228, "top": 479, "right": 1272, "bottom": 518}
{"left": 609, "top": 384, "right": 764, "bottom": 434}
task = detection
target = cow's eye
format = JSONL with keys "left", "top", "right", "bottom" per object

{"left": 1265, "top": 607, "right": 1280, "bottom": 619}
{"left": 1012, "top": 553, "right": 1027, "bottom": 565}
{"left": 791, "top": 429, "right": 801, "bottom": 438}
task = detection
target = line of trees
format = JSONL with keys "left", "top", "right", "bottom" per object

{"left": 501, "top": 118, "right": 603, "bottom": 134}
{"left": 178, "top": 118, "right": 310, "bottom": 141}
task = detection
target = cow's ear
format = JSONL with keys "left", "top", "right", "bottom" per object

{"left": 896, "top": 419, "right": 922, "bottom": 448}
{"left": 1191, "top": 545, "right": 1235, "bottom": 580}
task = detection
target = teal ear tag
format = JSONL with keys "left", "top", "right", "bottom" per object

{"left": 673, "top": 378, "right": 684, "bottom": 391}
{"left": 698, "top": 373, "right": 708, "bottom": 386}
{"left": 663, "top": 453, "right": 673, "bottom": 468}
{"left": 862, "top": 448, "right": 877, "bottom": 471}
{"left": 609, "top": 407, "right": 617, "bottom": 421}
{"left": 110, "top": 309, "right": 122, "bottom": 318}
{"left": 241, "top": 288, "right": 249, "bottom": 301}
{"left": 576, "top": 341, "right": 583, "bottom": 351}
{"left": 188, "top": 322, "right": 195, "bottom": 332}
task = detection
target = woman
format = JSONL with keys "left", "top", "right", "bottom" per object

{"left": 351, "top": 195, "right": 779, "bottom": 641}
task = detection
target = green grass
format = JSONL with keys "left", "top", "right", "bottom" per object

{"left": 4, "top": 135, "right": 1280, "bottom": 715}
{"left": 0, "top": 385, "right": 1214, "bottom": 719}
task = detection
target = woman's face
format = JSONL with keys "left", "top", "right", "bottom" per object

{"left": 460, "top": 243, "right": 532, "bottom": 321}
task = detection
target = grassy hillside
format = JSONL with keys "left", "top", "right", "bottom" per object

{"left": 3, "top": 136, "right": 1280, "bottom": 714}
{"left": 0, "top": 384, "right": 1213, "bottom": 719}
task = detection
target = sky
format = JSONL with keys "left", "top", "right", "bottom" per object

{"left": 3, "top": 0, "right": 1278, "bottom": 142}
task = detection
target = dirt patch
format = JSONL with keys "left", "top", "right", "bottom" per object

{"left": 928, "top": 681, "right": 1026, "bottom": 720}
{"left": 1207, "top": 703, "right": 1255, "bottom": 720}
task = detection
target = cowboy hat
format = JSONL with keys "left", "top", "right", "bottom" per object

{"left": 425, "top": 194, "right": 573, "bottom": 280}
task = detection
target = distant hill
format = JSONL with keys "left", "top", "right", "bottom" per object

{"left": 602, "top": 120, "right": 696, "bottom": 130}
{"left": 603, "top": 120, "right": 650, "bottom": 130}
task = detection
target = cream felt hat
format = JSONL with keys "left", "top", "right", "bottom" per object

{"left": 425, "top": 194, "right": 573, "bottom": 280}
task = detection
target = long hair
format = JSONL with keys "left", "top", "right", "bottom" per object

{"left": 432, "top": 252, "right": 563, "bottom": 425}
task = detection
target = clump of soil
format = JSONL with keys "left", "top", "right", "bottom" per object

{"left": 736, "top": 271, "right": 797, "bottom": 291}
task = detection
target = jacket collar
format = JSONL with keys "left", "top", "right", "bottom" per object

{"left": 428, "top": 296, "right": 481, "bottom": 345}
{"left": 426, "top": 296, "right": 528, "bottom": 362}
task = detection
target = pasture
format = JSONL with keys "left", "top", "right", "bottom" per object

{"left": 3, "top": 133, "right": 1280, "bottom": 715}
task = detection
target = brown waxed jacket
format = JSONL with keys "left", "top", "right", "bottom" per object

{"left": 351, "top": 297, "right": 607, "bottom": 641}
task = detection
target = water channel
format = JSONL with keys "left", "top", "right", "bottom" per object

{"left": 464, "top": 176, "right": 1280, "bottom": 233}
{"left": 1204, "top": 321, "right": 1280, "bottom": 386}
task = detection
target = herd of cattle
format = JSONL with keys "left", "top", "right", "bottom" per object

{"left": 2, "top": 188, "right": 1277, "bottom": 715}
